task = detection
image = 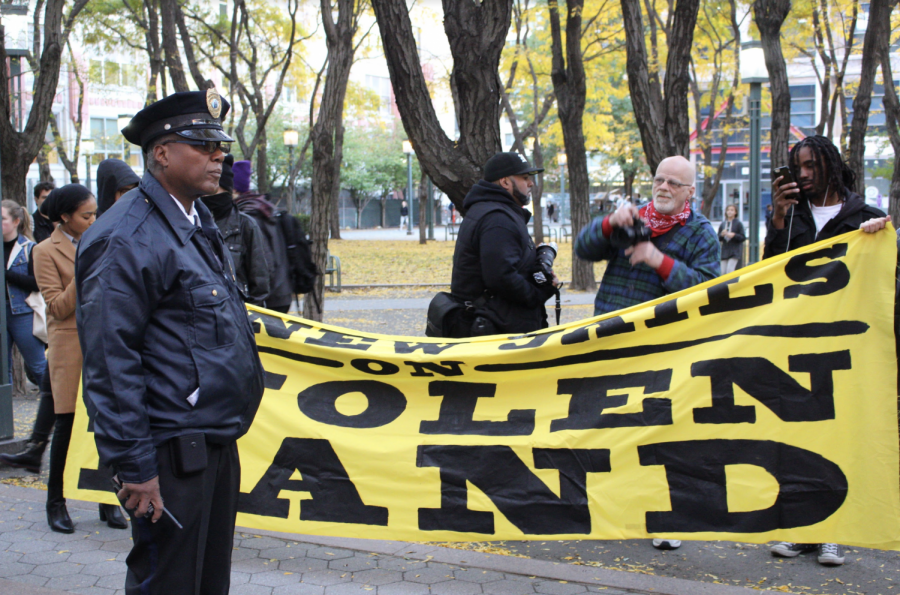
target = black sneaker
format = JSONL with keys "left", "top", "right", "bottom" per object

{"left": 817, "top": 543, "right": 845, "bottom": 565}
{"left": 769, "top": 542, "right": 817, "bottom": 557}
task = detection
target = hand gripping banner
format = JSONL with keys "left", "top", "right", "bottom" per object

{"left": 66, "top": 229, "right": 900, "bottom": 549}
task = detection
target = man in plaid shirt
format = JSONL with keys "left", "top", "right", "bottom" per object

{"left": 575, "top": 156, "right": 720, "bottom": 318}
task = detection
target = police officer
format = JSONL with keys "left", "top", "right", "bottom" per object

{"left": 76, "top": 89, "right": 265, "bottom": 595}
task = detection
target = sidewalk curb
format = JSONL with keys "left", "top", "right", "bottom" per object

{"left": 0, "top": 483, "right": 778, "bottom": 595}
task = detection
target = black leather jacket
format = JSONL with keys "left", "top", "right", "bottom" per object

{"left": 76, "top": 172, "right": 265, "bottom": 484}
{"left": 204, "top": 194, "right": 270, "bottom": 306}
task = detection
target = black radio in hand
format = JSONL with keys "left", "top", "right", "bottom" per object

{"left": 610, "top": 217, "right": 652, "bottom": 249}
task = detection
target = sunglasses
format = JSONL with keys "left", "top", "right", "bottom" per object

{"left": 161, "top": 139, "right": 231, "bottom": 155}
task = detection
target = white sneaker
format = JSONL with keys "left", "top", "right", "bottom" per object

{"left": 652, "top": 539, "right": 681, "bottom": 550}
{"left": 817, "top": 543, "right": 845, "bottom": 566}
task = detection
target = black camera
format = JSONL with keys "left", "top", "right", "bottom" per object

{"left": 533, "top": 242, "right": 557, "bottom": 286}
{"left": 610, "top": 217, "right": 652, "bottom": 249}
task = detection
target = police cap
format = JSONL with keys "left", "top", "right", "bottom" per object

{"left": 122, "top": 88, "right": 234, "bottom": 151}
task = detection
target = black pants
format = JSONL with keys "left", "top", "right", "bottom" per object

{"left": 124, "top": 440, "right": 240, "bottom": 595}
{"left": 31, "top": 365, "right": 55, "bottom": 443}
{"left": 47, "top": 412, "right": 73, "bottom": 506}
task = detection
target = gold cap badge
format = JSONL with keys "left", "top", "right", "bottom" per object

{"left": 206, "top": 88, "right": 222, "bottom": 119}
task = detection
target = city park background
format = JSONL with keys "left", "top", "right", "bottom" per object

{"left": 0, "top": 0, "right": 897, "bottom": 325}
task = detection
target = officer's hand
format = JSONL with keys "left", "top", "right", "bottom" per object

{"left": 771, "top": 176, "right": 800, "bottom": 229}
{"left": 119, "top": 476, "right": 164, "bottom": 523}
{"left": 607, "top": 205, "right": 641, "bottom": 229}
{"left": 860, "top": 215, "right": 891, "bottom": 234}
{"left": 624, "top": 241, "right": 664, "bottom": 269}
{"left": 551, "top": 272, "right": 561, "bottom": 288}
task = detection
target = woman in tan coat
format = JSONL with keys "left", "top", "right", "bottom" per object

{"left": 33, "top": 184, "right": 126, "bottom": 533}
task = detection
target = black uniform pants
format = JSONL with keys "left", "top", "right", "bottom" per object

{"left": 124, "top": 440, "right": 239, "bottom": 595}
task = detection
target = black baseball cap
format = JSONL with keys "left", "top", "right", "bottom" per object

{"left": 483, "top": 152, "right": 544, "bottom": 182}
{"left": 122, "top": 88, "right": 234, "bottom": 151}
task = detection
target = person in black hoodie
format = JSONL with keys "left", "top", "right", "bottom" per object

{"left": 32, "top": 182, "right": 55, "bottom": 244}
{"left": 450, "top": 152, "right": 560, "bottom": 336}
{"left": 765, "top": 135, "right": 890, "bottom": 567}
{"left": 201, "top": 155, "right": 270, "bottom": 306}
{"left": 95, "top": 159, "right": 140, "bottom": 217}
{"left": 233, "top": 160, "right": 294, "bottom": 313}
{"left": 764, "top": 135, "right": 889, "bottom": 260}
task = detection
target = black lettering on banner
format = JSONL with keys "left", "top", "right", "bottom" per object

{"left": 639, "top": 439, "right": 847, "bottom": 533}
{"left": 645, "top": 299, "right": 688, "bottom": 328}
{"left": 257, "top": 346, "right": 344, "bottom": 369}
{"left": 692, "top": 351, "right": 851, "bottom": 424}
{"left": 265, "top": 370, "right": 287, "bottom": 390}
{"left": 248, "top": 311, "right": 311, "bottom": 339}
{"left": 420, "top": 381, "right": 535, "bottom": 435}
{"left": 551, "top": 370, "right": 673, "bottom": 431}
{"left": 417, "top": 445, "right": 610, "bottom": 534}
{"left": 77, "top": 417, "right": 115, "bottom": 492}
{"left": 405, "top": 361, "right": 465, "bottom": 377}
{"left": 238, "top": 438, "right": 388, "bottom": 525}
{"left": 561, "top": 317, "right": 635, "bottom": 345}
{"left": 297, "top": 380, "right": 406, "bottom": 428}
{"left": 394, "top": 342, "right": 456, "bottom": 355}
{"left": 499, "top": 330, "right": 564, "bottom": 351}
{"left": 783, "top": 243, "right": 849, "bottom": 299}
{"left": 351, "top": 359, "right": 400, "bottom": 375}
{"left": 305, "top": 330, "right": 377, "bottom": 351}
{"left": 699, "top": 278, "right": 774, "bottom": 316}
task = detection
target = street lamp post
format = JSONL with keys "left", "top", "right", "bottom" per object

{"left": 741, "top": 41, "right": 768, "bottom": 265}
{"left": 118, "top": 114, "right": 132, "bottom": 166}
{"left": 283, "top": 129, "right": 299, "bottom": 214}
{"left": 82, "top": 139, "right": 95, "bottom": 194}
{"left": 403, "top": 140, "right": 414, "bottom": 235}
{"left": 558, "top": 152, "right": 567, "bottom": 196}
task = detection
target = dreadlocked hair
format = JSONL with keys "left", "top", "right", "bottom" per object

{"left": 788, "top": 135, "right": 856, "bottom": 201}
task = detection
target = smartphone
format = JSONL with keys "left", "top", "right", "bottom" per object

{"left": 772, "top": 166, "right": 794, "bottom": 187}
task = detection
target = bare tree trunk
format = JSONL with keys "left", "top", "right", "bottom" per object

{"left": 304, "top": 0, "right": 359, "bottom": 322}
{"left": 370, "top": 0, "right": 510, "bottom": 210}
{"left": 847, "top": 0, "right": 896, "bottom": 195}
{"left": 549, "top": 0, "right": 594, "bottom": 291}
{"left": 37, "top": 150, "right": 53, "bottom": 184}
{"left": 160, "top": 0, "right": 190, "bottom": 92}
{"left": 753, "top": 0, "right": 792, "bottom": 168}
{"left": 418, "top": 172, "right": 427, "bottom": 244}
{"left": 879, "top": 33, "right": 900, "bottom": 224}
{"left": 0, "top": 0, "right": 89, "bottom": 206}
{"left": 620, "top": 0, "right": 700, "bottom": 174}
{"left": 256, "top": 134, "right": 268, "bottom": 194}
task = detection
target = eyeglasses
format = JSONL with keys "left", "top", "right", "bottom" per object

{"left": 652, "top": 176, "right": 692, "bottom": 189}
{"left": 161, "top": 139, "right": 231, "bottom": 155}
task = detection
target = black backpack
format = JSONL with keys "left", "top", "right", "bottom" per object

{"left": 276, "top": 212, "right": 319, "bottom": 295}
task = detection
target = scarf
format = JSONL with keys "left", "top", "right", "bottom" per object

{"left": 640, "top": 201, "right": 691, "bottom": 237}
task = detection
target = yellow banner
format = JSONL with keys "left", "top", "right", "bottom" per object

{"left": 67, "top": 230, "right": 900, "bottom": 549}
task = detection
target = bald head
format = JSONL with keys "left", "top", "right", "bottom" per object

{"left": 652, "top": 156, "right": 695, "bottom": 215}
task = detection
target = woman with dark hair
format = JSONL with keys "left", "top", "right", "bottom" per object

{"left": 1, "top": 200, "right": 47, "bottom": 386}
{"left": 33, "top": 185, "right": 126, "bottom": 533}
{"left": 717, "top": 204, "right": 745, "bottom": 274}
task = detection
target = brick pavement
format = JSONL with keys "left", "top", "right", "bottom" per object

{"left": 0, "top": 484, "right": 782, "bottom": 595}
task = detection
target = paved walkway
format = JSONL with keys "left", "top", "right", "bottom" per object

{"left": 0, "top": 484, "right": 778, "bottom": 595}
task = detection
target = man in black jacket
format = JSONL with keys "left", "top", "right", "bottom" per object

{"left": 764, "top": 135, "right": 889, "bottom": 259}
{"left": 202, "top": 155, "right": 270, "bottom": 306}
{"left": 765, "top": 135, "right": 889, "bottom": 567}
{"left": 32, "top": 182, "right": 55, "bottom": 243}
{"left": 450, "top": 152, "right": 559, "bottom": 336}
{"left": 77, "top": 90, "right": 264, "bottom": 594}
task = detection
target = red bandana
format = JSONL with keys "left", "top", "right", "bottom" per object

{"left": 640, "top": 201, "right": 691, "bottom": 237}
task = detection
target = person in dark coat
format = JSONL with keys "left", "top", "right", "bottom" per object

{"left": 233, "top": 160, "right": 294, "bottom": 313}
{"left": 450, "top": 152, "right": 559, "bottom": 336}
{"left": 32, "top": 181, "right": 55, "bottom": 244}
{"left": 718, "top": 204, "right": 745, "bottom": 274}
{"left": 764, "top": 135, "right": 890, "bottom": 260}
{"left": 201, "top": 155, "right": 270, "bottom": 306}
{"left": 96, "top": 158, "right": 140, "bottom": 216}
{"left": 76, "top": 90, "right": 265, "bottom": 595}
{"left": 766, "top": 135, "right": 889, "bottom": 567}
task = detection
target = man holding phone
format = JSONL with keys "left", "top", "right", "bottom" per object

{"left": 764, "top": 135, "right": 888, "bottom": 566}
{"left": 764, "top": 135, "right": 889, "bottom": 259}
